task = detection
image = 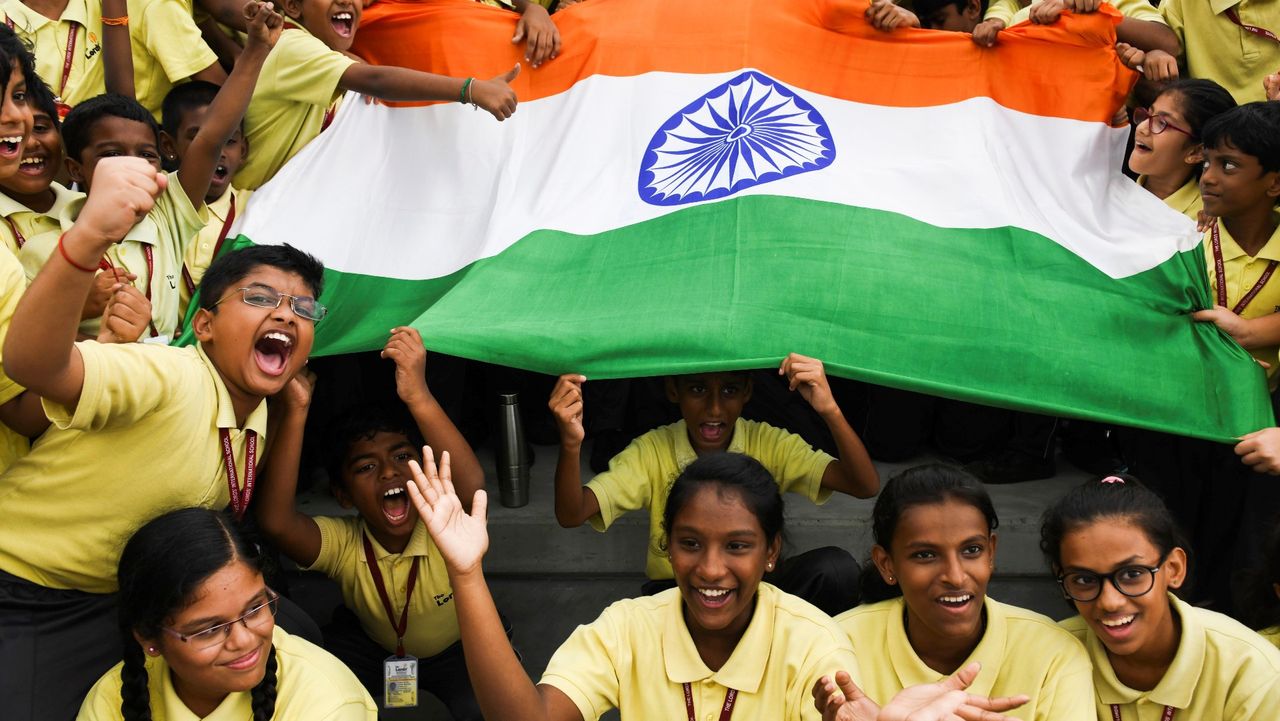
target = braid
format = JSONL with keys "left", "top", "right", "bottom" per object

{"left": 119, "top": 639, "right": 153, "bottom": 721}
{"left": 250, "top": 646, "right": 279, "bottom": 721}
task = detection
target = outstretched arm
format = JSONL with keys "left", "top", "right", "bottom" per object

{"left": 339, "top": 63, "right": 520, "bottom": 121}
{"left": 255, "top": 369, "right": 323, "bottom": 565}
{"left": 407, "top": 448, "right": 584, "bottom": 721}
{"left": 780, "top": 354, "right": 879, "bottom": 498}
{"left": 548, "top": 374, "right": 601, "bottom": 527}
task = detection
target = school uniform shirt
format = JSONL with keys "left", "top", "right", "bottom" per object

{"left": 1259, "top": 625, "right": 1280, "bottom": 649}
{"left": 237, "top": 19, "right": 356, "bottom": 190}
{"left": 1061, "top": 594, "right": 1280, "bottom": 720}
{"left": 1006, "top": 0, "right": 1163, "bottom": 26}
{"left": 1202, "top": 216, "right": 1280, "bottom": 383}
{"left": 0, "top": 0, "right": 218, "bottom": 118}
{"left": 1160, "top": 0, "right": 1280, "bottom": 105}
{"left": 1137, "top": 175, "right": 1202, "bottom": 222}
{"left": 19, "top": 171, "right": 205, "bottom": 340}
{"left": 835, "top": 597, "right": 1094, "bottom": 720}
{"left": 0, "top": 342, "right": 268, "bottom": 593}
{"left": 587, "top": 418, "right": 834, "bottom": 580}
{"left": 76, "top": 626, "right": 378, "bottom": 720}
{"left": 541, "top": 583, "right": 861, "bottom": 721}
{"left": 305, "top": 516, "right": 461, "bottom": 659}
{"left": 179, "top": 187, "right": 252, "bottom": 318}
{"left": 0, "top": 183, "right": 80, "bottom": 256}
{"left": 0, "top": 249, "right": 28, "bottom": 474}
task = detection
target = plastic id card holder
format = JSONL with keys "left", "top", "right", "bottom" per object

{"left": 384, "top": 655, "right": 418, "bottom": 708}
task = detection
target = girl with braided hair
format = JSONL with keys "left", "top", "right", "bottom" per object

{"left": 76, "top": 508, "right": 376, "bottom": 720}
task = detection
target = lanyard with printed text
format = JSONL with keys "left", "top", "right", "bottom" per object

{"left": 1211, "top": 221, "right": 1278, "bottom": 314}
{"left": 1225, "top": 7, "right": 1280, "bottom": 44}
{"left": 2, "top": 16, "right": 75, "bottom": 117}
{"left": 362, "top": 533, "right": 420, "bottom": 658}
{"left": 2, "top": 216, "right": 24, "bottom": 249}
{"left": 219, "top": 428, "right": 257, "bottom": 520}
{"left": 1110, "top": 704, "right": 1175, "bottom": 721}
{"left": 682, "top": 683, "right": 737, "bottom": 721}
{"left": 182, "top": 198, "right": 237, "bottom": 296}
{"left": 100, "top": 245, "right": 160, "bottom": 337}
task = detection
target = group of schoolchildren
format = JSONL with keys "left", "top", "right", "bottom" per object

{"left": 0, "top": 0, "right": 1277, "bottom": 719}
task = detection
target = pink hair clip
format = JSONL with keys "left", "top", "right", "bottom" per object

{"left": 1100, "top": 476, "right": 1125, "bottom": 484}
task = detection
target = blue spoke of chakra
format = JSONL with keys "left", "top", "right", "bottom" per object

{"left": 638, "top": 70, "right": 836, "bottom": 207}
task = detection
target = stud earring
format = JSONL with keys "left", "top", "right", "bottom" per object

{"left": 887, "top": 575, "right": 895, "bottom": 583}
{"left": 766, "top": 562, "right": 774, "bottom": 571}
{"left": 147, "top": 646, "right": 156, "bottom": 654}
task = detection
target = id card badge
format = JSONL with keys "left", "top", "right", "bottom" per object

{"left": 384, "top": 655, "right": 418, "bottom": 708}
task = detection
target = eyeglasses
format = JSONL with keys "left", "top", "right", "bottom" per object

{"left": 215, "top": 285, "right": 327, "bottom": 322}
{"left": 162, "top": 592, "right": 279, "bottom": 651}
{"left": 1057, "top": 562, "right": 1164, "bottom": 603}
{"left": 1132, "top": 107, "right": 1195, "bottom": 139}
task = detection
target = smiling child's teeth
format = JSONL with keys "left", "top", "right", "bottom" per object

{"left": 335, "top": 12, "right": 351, "bottom": 19}
{"left": 383, "top": 487, "right": 405, "bottom": 497}
{"left": 940, "top": 594, "right": 971, "bottom": 603}
{"left": 698, "top": 588, "right": 729, "bottom": 598}
{"left": 19, "top": 157, "right": 40, "bottom": 165}
{"left": 1101, "top": 615, "right": 1135, "bottom": 627}
{"left": 264, "top": 331, "right": 292, "bottom": 345}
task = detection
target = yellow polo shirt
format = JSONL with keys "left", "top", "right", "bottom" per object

{"left": 1061, "top": 594, "right": 1280, "bottom": 720}
{"left": 1160, "top": 0, "right": 1280, "bottom": 104}
{"left": 835, "top": 597, "right": 1094, "bottom": 720}
{"left": 587, "top": 418, "right": 834, "bottom": 580}
{"left": 77, "top": 626, "right": 378, "bottom": 720}
{"left": 20, "top": 171, "right": 205, "bottom": 340}
{"left": 179, "top": 187, "right": 251, "bottom": 318}
{"left": 305, "top": 516, "right": 461, "bottom": 659}
{"left": 1007, "top": 0, "right": 1163, "bottom": 25}
{"left": 541, "top": 583, "right": 860, "bottom": 721}
{"left": 0, "top": 0, "right": 217, "bottom": 118}
{"left": 237, "top": 21, "right": 355, "bottom": 190}
{"left": 0, "top": 249, "right": 29, "bottom": 474}
{"left": 1259, "top": 625, "right": 1280, "bottom": 649}
{"left": 1137, "top": 176, "right": 1202, "bottom": 222}
{"left": 0, "top": 183, "right": 80, "bottom": 255}
{"left": 984, "top": 0, "right": 1024, "bottom": 25}
{"left": 1203, "top": 217, "right": 1280, "bottom": 381}
{"left": 0, "top": 342, "right": 268, "bottom": 593}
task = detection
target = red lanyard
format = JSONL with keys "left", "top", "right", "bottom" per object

{"left": 281, "top": 24, "right": 337, "bottom": 131}
{"left": 2, "top": 216, "right": 24, "bottom": 249}
{"left": 682, "top": 683, "right": 737, "bottom": 721}
{"left": 1110, "top": 704, "right": 1175, "bottom": 721}
{"left": 1225, "top": 7, "right": 1280, "bottom": 44}
{"left": 361, "top": 533, "right": 420, "bottom": 658}
{"left": 4, "top": 15, "right": 83, "bottom": 119}
{"left": 100, "top": 245, "right": 160, "bottom": 337}
{"left": 1211, "top": 221, "right": 1278, "bottom": 314}
{"left": 182, "top": 198, "right": 237, "bottom": 296}
{"left": 219, "top": 428, "right": 257, "bottom": 520}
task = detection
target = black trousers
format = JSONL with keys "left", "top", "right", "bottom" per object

{"left": 640, "top": 546, "right": 862, "bottom": 616}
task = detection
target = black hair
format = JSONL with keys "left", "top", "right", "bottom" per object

{"left": 323, "top": 402, "right": 424, "bottom": 492}
{"left": 26, "top": 74, "right": 59, "bottom": 129}
{"left": 912, "top": 0, "right": 986, "bottom": 27}
{"left": 861, "top": 464, "right": 998, "bottom": 603}
{"left": 0, "top": 25, "right": 41, "bottom": 97}
{"left": 1240, "top": 521, "right": 1280, "bottom": 631}
{"left": 116, "top": 509, "right": 279, "bottom": 721}
{"left": 1155, "top": 79, "right": 1237, "bottom": 141}
{"left": 60, "top": 93, "right": 161, "bottom": 163}
{"left": 661, "top": 452, "right": 785, "bottom": 547}
{"left": 161, "top": 81, "right": 221, "bottom": 139}
{"left": 1201, "top": 101, "right": 1280, "bottom": 174}
{"left": 1039, "top": 474, "right": 1191, "bottom": 607}
{"left": 198, "top": 244, "right": 325, "bottom": 312}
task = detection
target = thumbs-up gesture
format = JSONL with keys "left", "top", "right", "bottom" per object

{"left": 471, "top": 64, "right": 521, "bottom": 121}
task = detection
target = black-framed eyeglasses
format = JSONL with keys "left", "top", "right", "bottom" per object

{"left": 1057, "top": 562, "right": 1164, "bottom": 602}
{"left": 1132, "top": 107, "right": 1195, "bottom": 140}
{"left": 214, "top": 285, "right": 327, "bottom": 322}
{"left": 161, "top": 592, "right": 279, "bottom": 651}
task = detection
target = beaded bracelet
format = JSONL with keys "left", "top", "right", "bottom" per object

{"left": 102, "top": 15, "right": 128, "bottom": 25}
{"left": 57, "top": 233, "right": 97, "bottom": 273}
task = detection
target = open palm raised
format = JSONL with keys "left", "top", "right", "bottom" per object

{"left": 406, "top": 446, "right": 490, "bottom": 577}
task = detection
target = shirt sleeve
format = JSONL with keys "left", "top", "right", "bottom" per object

{"left": 794, "top": 647, "right": 862, "bottom": 721}
{"left": 263, "top": 31, "right": 357, "bottom": 107}
{"left": 1113, "top": 0, "right": 1163, "bottom": 23}
{"left": 74, "top": 667, "right": 124, "bottom": 720}
{"left": 1037, "top": 636, "right": 1097, "bottom": 721}
{"left": 1157, "top": 0, "right": 1185, "bottom": 45}
{"left": 152, "top": 171, "right": 209, "bottom": 259}
{"left": 136, "top": 0, "right": 219, "bottom": 80}
{"left": 539, "top": 607, "right": 623, "bottom": 721}
{"left": 750, "top": 423, "right": 835, "bottom": 505}
{"left": 1235, "top": 674, "right": 1280, "bottom": 720}
{"left": 983, "top": 0, "right": 1020, "bottom": 24}
{"left": 42, "top": 342, "right": 184, "bottom": 432}
{"left": 0, "top": 251, "right": 27, "bottom": 405}
{"left": 585, "top": 435, "right": 656, "bottom": 531}
{"left": 306, "top": 515, "right": 359, "bottom": 578}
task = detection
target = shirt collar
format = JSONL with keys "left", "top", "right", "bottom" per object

{"left": 662, "top": 582, "right": 775, "bottom": 694}
{"left": 883, "top": 596, "right": 1005, "bottom": 696}
{"left": 1210, "top": 0, "right": 1244, "bottom": 16}
{"left": 1216, "top": 217, "right": 1280, "bottom": 263}
{"left": 673, "top": 418, "right": 749, "bottom": 468}
{"left": 197, "top": 342, "right": 268, "bottom": 435}
{"left": 1087, "top": 594, "right": 1200, "bottom": 710}
{"left": 207, "top": 187, "right": 239, "bottom": 223}
{"left": 0, "top": 183, "right": 80, "bottom": 219}
{"left": 361, "top": 519, "right": 433, "bottom": 562}
{"left": 158, "top": 649, "right": 253, "bottom": 721}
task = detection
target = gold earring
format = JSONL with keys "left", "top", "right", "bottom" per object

{"left": 766, "top": 562, "right": 774, "bottom": 571}
{"left": 887, "top": 575, "right": 895, "bottom": 583}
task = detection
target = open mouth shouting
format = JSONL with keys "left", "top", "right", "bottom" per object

{"left": 697, "top": 421, "right": 726, "bottom": 444}
{"left": 330, "top": 10, "right": 355, "bottom": 37}
{"left": 253, "top": 330, "right": 295, "bottom": 377}
{"left": 0, "top": 134, "right": 23, "bottom": 161}
{"left": 381, "top": 485, "right": 412, "bottom": 526}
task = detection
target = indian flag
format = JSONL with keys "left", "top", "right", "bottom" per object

{"left": 230, "top": 0, "right": 1273, "bottom": 441}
